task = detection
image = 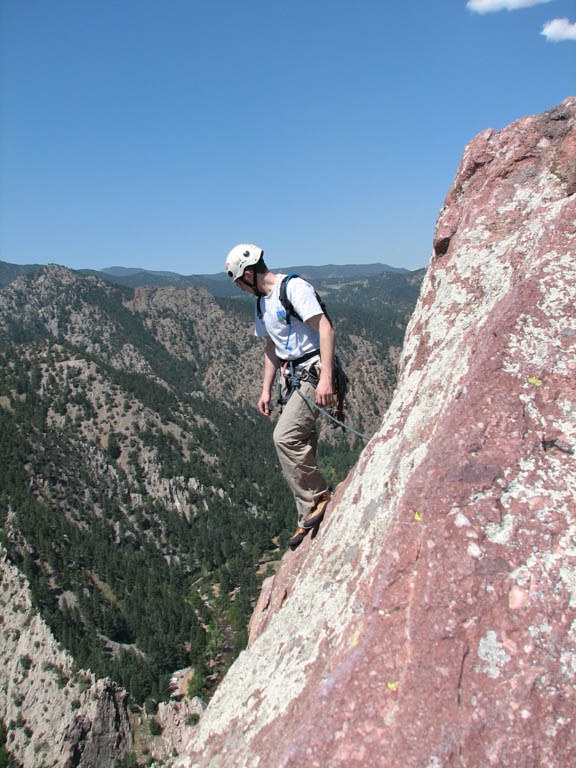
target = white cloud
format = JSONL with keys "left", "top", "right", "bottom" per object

{"left": 467, "top": 0, "right": 554, "bottom": 12}
{"left": 541, "top": 17, "right": 576, "bottom": 41}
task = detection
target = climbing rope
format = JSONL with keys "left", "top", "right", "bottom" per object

{"left": 280, "top": 361, "right": 372, "bottom": 442}
{"left": 294, "top": 388, "right": 372, "bottom": 442}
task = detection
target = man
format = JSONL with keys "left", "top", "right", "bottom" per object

{"left": 225, "top": 243, "right": 335, "bottom": 550}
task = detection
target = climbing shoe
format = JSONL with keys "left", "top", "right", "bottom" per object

{"left": 288, "top": 527, "right": 309, "bottom": 551}
{"left": 302, "top": 494, "right": 331, "bottom": 530}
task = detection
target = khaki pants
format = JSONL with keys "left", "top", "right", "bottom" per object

{"left": 273, "top": 368, "right": 329, "bottom": 526}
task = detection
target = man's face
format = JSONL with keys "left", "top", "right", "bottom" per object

{"left": 236, "top": 268, "right": 256, "bottom": 294}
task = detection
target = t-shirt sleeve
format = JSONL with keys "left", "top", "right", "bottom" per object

{"left": 254, "top": 304, "right": 268, "bottom": 337}
{"left": 287, "top": 278, "right": 323, "bottom": 323}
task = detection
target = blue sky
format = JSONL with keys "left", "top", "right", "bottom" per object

{"left": 1, "top": 0, "right": 574, "bottom": 275}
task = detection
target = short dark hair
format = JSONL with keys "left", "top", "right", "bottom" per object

{"left": 253, "top": 258, "right": 268, "bottom": 275}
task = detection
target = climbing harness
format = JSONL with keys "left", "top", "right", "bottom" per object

{"left": 260, "top": 273, "right": 370, "bottom": 441}
{"left": 277, "top": 357, "right": 371, "bottom": 442}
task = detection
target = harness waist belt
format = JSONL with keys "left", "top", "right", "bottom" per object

{"left": 278, "top": 349, "right": 320, "bottom": 367}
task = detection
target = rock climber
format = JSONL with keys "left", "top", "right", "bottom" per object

{"left": 225, "top": 243, "right": 334, "bottom": 550}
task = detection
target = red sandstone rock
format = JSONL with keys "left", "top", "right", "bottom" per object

{"left": 175, "top": 98, "right": 576, "bottom": 768}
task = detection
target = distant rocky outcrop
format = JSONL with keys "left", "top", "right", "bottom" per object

{"left": 0, "top": 549, "right": 204, "bottom": 767}
{"left": 0, "top": 550, "right": 134, "bottom": 767}
{"left": 173, "top": 98, "right": 576, "bottom": 767}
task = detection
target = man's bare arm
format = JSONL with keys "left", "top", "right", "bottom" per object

{"left": 258, "top": 337, "right": 280, "bottom": 416}
{"left": 307, "top": 314, "right": 335, "bottom": 407}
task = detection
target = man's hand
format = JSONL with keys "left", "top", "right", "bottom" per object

{"left": 259, "top": 338, "right": 278, "bottom": 417}
{"left": 315, "top": 370, "right": 336, "bottom": 408}
{"left": 258, "top": 391, "right": 272, "bottom": 416}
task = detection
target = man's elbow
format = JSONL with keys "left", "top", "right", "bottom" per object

{"left": 321, "top": 315, "right": 335, "bottom": 340}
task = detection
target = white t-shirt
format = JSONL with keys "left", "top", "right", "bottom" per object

{"left": 254, "top": 274, "right": 323, "bottom": 363}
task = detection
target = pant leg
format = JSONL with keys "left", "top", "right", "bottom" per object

{"left": 273, "top": 376, "right": 329, "bottom": 526}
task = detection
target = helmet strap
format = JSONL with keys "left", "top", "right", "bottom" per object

{"left": 239, "top": 270, "right": 263, "bottom": 296}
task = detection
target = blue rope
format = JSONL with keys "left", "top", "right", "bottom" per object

{"left": 284, "top": 319, "right": 293, "bottom": 351}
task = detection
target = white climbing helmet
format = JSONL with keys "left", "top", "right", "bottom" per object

{"left": 225, "top": 244, "right": 264, "bottom": 281}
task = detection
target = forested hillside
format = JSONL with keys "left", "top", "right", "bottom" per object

{"left": 0, "top": 262, "right": 423, "bottom": 713}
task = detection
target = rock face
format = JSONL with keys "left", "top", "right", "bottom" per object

{"left": 174, "top": 98, "right": 576, "bottom": 767}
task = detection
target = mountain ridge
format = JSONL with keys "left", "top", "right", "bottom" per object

{"left": 0, "top": 259, "right": 418, "bottom": 296}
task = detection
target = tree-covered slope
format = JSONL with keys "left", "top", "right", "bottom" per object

{"left": 0, "top": 268, "right": 294, "bottom": 705}
{"left": 0, "top": 262, "right": 423, "bottom": 710}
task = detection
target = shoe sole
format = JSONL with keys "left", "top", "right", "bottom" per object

{"left": 302, "top": 498, "right": 330, "bottom": 530}
{"left": 288, "top": 529, "right": 309, "bottom": 550}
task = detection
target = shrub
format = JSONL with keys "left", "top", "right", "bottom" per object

{"left": 149, "top": 718, "right": 163, "bottom": 736}
{"left": 143, "top": 698, "right": 158, "bottom": 715}
{"left": 185, "top": 713, "right": 200, "bottom": 727}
